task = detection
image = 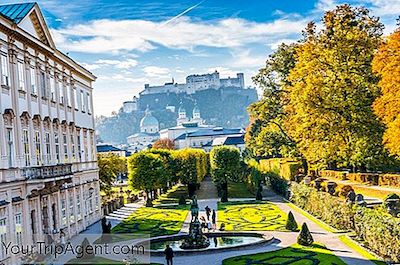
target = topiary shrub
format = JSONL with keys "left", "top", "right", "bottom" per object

{"left": 297, "top": 222, "right": 314, "bottom": 246}
{"left": 286, "top": 211, "right": 298, "bottom": 231}
{"left": 178, "top": 195, "right": 186, "bottom": 205}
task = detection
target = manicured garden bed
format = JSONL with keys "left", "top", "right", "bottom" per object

{"left": 218, "top": 201, "right": 287, "bottom": 231}
{"left": 112, "top": 205, "right": 189, "bottom": 236}
{"left": 222, "top": 243, "right": 346, "bottom": 265}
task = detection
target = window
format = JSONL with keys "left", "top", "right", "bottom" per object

{"left": 1, "top": 54, "right": 9, "bottom": 86}
{"left": 67, "top": 85, "right": 72, "bottom": 107}
{"left": 89, "top": 190, "right": 93, "bottom": 213}
{"left": 77, "top": 134, "right": 81, "bottom": 162}
{"left": 73, "top": 88, "right": 78, "bottom": 109}
{"left": 69, "top": 194, "right": 75, "bottom": 223}
{"left": 80, "top": 90, "right": 85, "bottom": 112}
{"left": 83, "top": 133, "right": 88, "bottom": 161}
{"left": 55, "top": 132, "right": 60, "bottom": 163}
{"left": 15, "top": 214, "right": 22, "bottom": 246}
{"left": 17, "top": 62, "right": 25, "bottom": 91}
{"left": 6, "top": 128, "right": 13, "bottom": 167}
{"left": 71, "top": 134, "right": 75, "bottom": 161}
{"left": 61, "top": 198, "right": 67, "bottom": 226}
{"left": 34, "top": 131, "right": 41, "bottom": 165}
{"left": 30, "top": 68, "right": 37, "bottom": 95}
{"left": 76, "top": 192, "right": 81, "bottom": 220}
{"left": 87, "top": 92, "right": 91, "bottom": 113}
{"left": 0, "top": 218, "right": 7, "bottom": 259}
{"left": 50, "top": 77, "right": 56, "bottom": 101}
{"left": 22, "top": 129, "right": 30, "bottom": 166}
{"left": 40, "top": 72, "right": 47, "bottom": 98}
{"left": 45, "top": 132, "right": 51, "bottom": 164}
{"left": 59, "top": 83, "right": 64, "bottom": 104}
{"left": 63, "top": 133, "right": 68, "bottom": 161}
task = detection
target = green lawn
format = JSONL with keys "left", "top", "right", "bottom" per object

{"left": 218, "top": 201, "right": 287, "bottom": 231}
{"left": 228, "top": 182, "right": 254, "bottom": 198}
{"left": 112, "top": 205, "right": 189, "bottom": 236}
{"left": 222, "top": 243, "right": 346, "bottom": 265}
{"left": 153, "top": 184, "right": 190, "bottom": 205}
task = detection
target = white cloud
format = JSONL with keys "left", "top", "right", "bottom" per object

{"left": 52, "top": 16, "right": 309, "bottom": 54}
{"left": 229, "top": 49, "right": 266, "bottom": 69}
{"left": 79, "top": 58, "right": 138, "bottom": 72}
{"left": 143, "top": 66, "right": 170, "bottom": 77}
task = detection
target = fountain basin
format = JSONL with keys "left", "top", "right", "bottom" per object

{"left": 148, "top": 232, "right": 274, "bottom": 255}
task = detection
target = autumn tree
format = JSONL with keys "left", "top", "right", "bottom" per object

{"left": 372, "top": 27, "right": 400, "bottom": 157}
{"left": 246, "top": 43, "right": 299, "bottom": 159}
{"left": 210, "top": 146, "right": 241, "bottom": 202}
{"left": 153, "top": 138, "right": 175, "bottom": 150}
{"left": 284, "top": 5, "right": 386, "bottom": 171}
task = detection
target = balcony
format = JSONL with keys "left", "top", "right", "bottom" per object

{"left": 22, "top": 164, "right": 73, "bottom": 180}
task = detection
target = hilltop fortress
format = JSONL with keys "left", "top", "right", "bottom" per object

{"left": 139, "top": 70, "right": 245, "bottom": 95}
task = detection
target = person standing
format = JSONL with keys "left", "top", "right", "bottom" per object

{"left": 205, "top": 206, "right": 211, "bottom": 221}
{"left": 212, "top": 209, "right": 216, "bottom": 231}
{"left": 164, "top": 244, "right": 174, "bottom": 265}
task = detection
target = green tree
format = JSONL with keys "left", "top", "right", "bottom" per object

{"left": 97, "top": 154, "right": 127, "bottom": 192}
{"left": 246, "top": 43, "right": 299, "bottom": 160}
{"left": 210, "top": 146, "right": 241, "bottom": 202}
{"left": 127, "top": 152, "right": 165, "bottom": 206}
{"left": 297, "top": 222, "right": 314, "bottom": 246}
{"left": 285, "top": 5, "right": 386, "bottom": 171}
{"left": 173, "top": 149, "right": 208, "bottom": 197}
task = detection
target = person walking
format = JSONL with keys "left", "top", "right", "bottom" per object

{"left": 212, "top": 209, "right": 216, "bottom": 231}
{"left": 164, "top": 244, "right": 174, "bottom": 265}
{"left": 205, "top": 206, "right": 211, "bottom": 221}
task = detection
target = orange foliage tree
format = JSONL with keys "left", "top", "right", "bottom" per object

{"left": 152, "top": 138, "right": 175, "bottom": 150}
{"left": 373, "top": 27, "right": 400, "bottom": 157}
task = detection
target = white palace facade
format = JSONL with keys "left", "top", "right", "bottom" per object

{"left": 0, "top": 3, "right": 101, "bottom": 264}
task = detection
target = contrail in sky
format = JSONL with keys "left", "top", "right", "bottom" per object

{"left": 162, "top": 0, "right": 206, "bottom": 25}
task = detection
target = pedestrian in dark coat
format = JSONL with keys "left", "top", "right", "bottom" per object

{"left": 164, "top": 244, "right": 174, "bottom": 265}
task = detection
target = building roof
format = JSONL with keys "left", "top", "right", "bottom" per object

{"left": 212, "top": 135, "right": 245, "bottom": 146}
{"left": 175, "top": 128, "right": 244, "bottom": 140}
{"left": 97, "top": 144, "right": 123, "bottom": 153}
{"left": 0, "top": 3, "right": 35, "bottom": 24}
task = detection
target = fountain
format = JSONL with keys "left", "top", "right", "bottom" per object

{"left": 147, "top": 196, "right": 274, "bottom": 254}
{"left": 180, "top": 196, "right": 210, "bottom": 249}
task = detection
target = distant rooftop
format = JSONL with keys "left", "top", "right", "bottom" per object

{"left": 0, "top": 3, "right": 35, "bottom": 24}
{"left": 175, "top": 128, "right": 244, "bottom": 140}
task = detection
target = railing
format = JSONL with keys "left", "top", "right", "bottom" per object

{"left": 22, "top": 164, "right": 72, "bottom": 180}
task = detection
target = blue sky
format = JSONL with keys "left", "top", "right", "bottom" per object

{"left": 4, "top": 0, "right": 399, "bottom": 116}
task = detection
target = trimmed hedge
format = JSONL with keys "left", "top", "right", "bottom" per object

{"left": 290, "top": 183, "right": 400, "bottom": 262}
{"left": 320, "top": 170, "right": 400, "bottom": 187}
{"left": 259, "top": 158, "right": 302, "bottom": 181}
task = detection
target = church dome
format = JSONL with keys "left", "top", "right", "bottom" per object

{"left": 140, "top": 107, "right": 159, "bottom": 130}
{"left": 140, "top": 115, "right": 158, "bottom": 127}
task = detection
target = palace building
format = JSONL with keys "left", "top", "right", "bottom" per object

{"left": 0, "top": 3, "right": 101, "bottom": 264}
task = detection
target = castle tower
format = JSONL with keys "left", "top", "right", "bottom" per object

{"left": 177, "top": 101, "right": 188, "bottom": 126}
{"left": 192, "top": 102, "right": 203, "bottom": 125}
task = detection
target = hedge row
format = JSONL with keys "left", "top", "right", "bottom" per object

{"left": 259, "top": 158, "right": 302, "bottom": 181}
{"left": 290, "top": 183, "right": 400, "bottom": 262}
{"left": 320, "top": 170, "right": 400, "bottom": 187}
